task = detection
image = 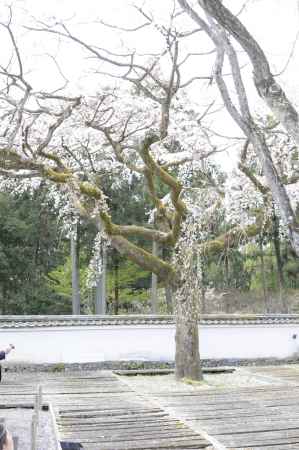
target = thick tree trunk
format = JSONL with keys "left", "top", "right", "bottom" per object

{"left": 174, "top": 280, "right": 202, "bottom": 381}
{"left": 71, "top": 222, "right": 80, "bottom": 315}
{"left": 271, "top": 211, "right": 288, "bottom": 313}
{"left": 273, "top": 238, "right": 285, "bottom": 294}
{"left": 252, "top": 132, "right": 299, "bottom": 255}
{"left": 175, "top": 316, "right": 202, "bottom": 380}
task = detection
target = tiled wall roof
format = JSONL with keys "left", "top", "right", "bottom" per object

{"left": 0, "top": 314, "right": 298, "bottom": 328}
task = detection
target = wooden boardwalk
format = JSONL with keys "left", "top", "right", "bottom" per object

{"left": 145, "top": 366, "right": 299, "bottom": 450}
{"left": 3, "top": 366, "right": 299, "bottom": 449}
{"left": 0, "top": 371, "right": 212, "bottom": 450}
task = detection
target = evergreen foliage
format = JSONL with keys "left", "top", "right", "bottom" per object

{"left": 0, "top": 190, "right": 68, "bottom": 314}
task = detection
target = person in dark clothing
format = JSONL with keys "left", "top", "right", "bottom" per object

{"left": 0, "top": 345, "right": 14, "bottom": 382}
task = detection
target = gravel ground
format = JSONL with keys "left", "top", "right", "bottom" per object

{"left": 120, "top": 366, "right": 286, "bottom": 393}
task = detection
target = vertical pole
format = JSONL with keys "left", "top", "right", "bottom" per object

{"left": 31, "top": 413, "right": 37, "bottom": 450}
{"left": 95, "top": 245, "right": 107, "bottom": 315}
{"left": 34, "top": 395, "right": 39, "bottom": 424}
{"left": 71, "top": 221, "right": 80, "bottom": 315}
{"left": 151, "top": 240, "right": 158, "bottom": 314}
{"left": 259, "top": 239, "right": 270, "bottom": 313}
{"left": 31, "top": 385, "right": 42, "bottom": 450}
{"left": 37, "top": 385, "right": 42, "bottom": 412}
{"left": 113, "top": 256, "right": 119, "bottom": 315}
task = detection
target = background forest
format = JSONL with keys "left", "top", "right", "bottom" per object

{"left": 1, "top": 184, "right": 298, "bottom": 316}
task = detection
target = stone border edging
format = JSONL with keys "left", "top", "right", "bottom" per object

{"left": 3, "top": 357, "right": 299, "bottom": 372}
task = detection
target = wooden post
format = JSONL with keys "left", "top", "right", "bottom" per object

{"left": 31, "top": 385, "right": 42, "bottom": 450}
{"left": 35, "top": 385, "right": 42, "bottom": 419}
{"left": 31, "top": 413, "right": 37, "bottom": 450}
{"left": 34, "top": 395, "right": 39, "bottom": 424}
{"left": 38, "top": 385, "right": 43, "bottom": 409}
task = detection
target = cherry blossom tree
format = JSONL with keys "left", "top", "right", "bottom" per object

{"left": 0, "top": 7, "right": 222, "bottom": 379}
{"left": 0, "top": 2, "right": 297, "bottom": 380}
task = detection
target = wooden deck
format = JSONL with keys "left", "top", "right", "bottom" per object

{"left": 2, "top": 366, "right": 299, "bottom": 449}
{"left": 0, "top": 371, "right": 212, "bottom": 450}
{"left": 145, "top": 366, "right": 299, "bottom": 450}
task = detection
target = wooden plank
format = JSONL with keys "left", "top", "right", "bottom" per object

{"left": 67, "top": 436, "right": 210, "bottom": 449}
{"left": 114, "top": 367, "right": 235, "bottom": 376}
{"left": 48, "top": 373, "right": 211, "bottom": 449}
{"left": 239, "top": 446, "right": 299, "bottom": 450}
{"left": 142, "top": 366, "right": 299, "bottom": 450}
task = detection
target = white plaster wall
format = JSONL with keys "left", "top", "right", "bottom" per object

{"left": 199, "top": 325, "right": 299, "bottom": 360}
{"left": 1, "top": 324, "right": 299, "bottom": 364}
{"left": 0, "top": 326, "right": 175, "bottom": 364}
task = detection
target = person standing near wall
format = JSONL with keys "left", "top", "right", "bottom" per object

{"left": 0, "top": 345, "right": 14, "bottom": 382}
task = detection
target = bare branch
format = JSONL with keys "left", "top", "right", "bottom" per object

{"left": 180, "top": 75, "right": 212, "bottom": 88}
{"left": 196, "top": 0, "right": 299, "bottom": 146}
{"left": 1, "top": 7, "right": 24, "bottom": 81}
{"left": 97, "top": 19, "right": 151, "bottom": 33}
{"left": 213, "top": 47, "right": 248, "bottom": 134}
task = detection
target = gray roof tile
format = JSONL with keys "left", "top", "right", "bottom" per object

{"left": 0, "top": 314, "right": 298, "bottom": 328}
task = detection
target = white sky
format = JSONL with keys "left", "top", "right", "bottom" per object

{"left": 5, "top": 1, "right": 298, "bottom": 86}
{"left": 1, "top": 0, "right": 299, "bottom": 167}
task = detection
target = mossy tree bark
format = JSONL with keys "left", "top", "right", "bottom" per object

{"left": 174, "top": 287, "right": 202, "bottom": 381}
